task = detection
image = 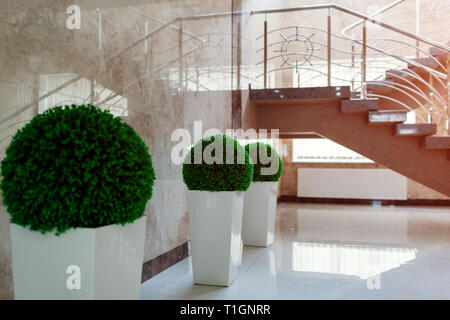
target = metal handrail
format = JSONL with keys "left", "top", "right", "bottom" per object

{"left": 30, "top": 3, "right": 449, "bottom": 105}
{"left": 249, "top": 4, "right": 450, "bottom": 51}
{"left": 127, "top": 7, "right": 206, "bottom": 43}
{"left": 6, "top": 3, "right": 447, "bottom": 131}
{"left": 342, "top": 0, "right": 406, "bottom": 44}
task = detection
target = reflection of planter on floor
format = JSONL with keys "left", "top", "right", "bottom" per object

{"left": 243, "top": 182, "right": 278, "bottom": 247}
{"left": 11, "top": 216, "right": 146, "bottom": 300}
{"left": 188, "top": 191, "right": 244, "bottom": 286}
{"left": 183, "top": 134, "right": 254, "bottom": 286}
{"left": 1, "top": 105, "right": 155, "bottom": 299}
{"left": 242, "top": 142, "right": 283, "bottom": 248}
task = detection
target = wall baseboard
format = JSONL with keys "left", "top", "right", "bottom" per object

{"left": 278, "top": 195, "right": 450, "bottom": 207}
{"left": 141, "top": 242, "right": 189, "bottom": 283}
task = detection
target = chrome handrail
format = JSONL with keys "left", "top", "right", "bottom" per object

{"left": 127, "top": 7, "right": 206, "bottom": 43}
{"left": 30, "top": 3, "right": 449, "bottom": 108}
{"left": 341, "top": 0, "right": 406, "bottom": 45}
{"left": 5, "top": 3, "right": 448, "bottom": 135}
{"left": 249, "top": 4, "right": 450, "bottom": 51}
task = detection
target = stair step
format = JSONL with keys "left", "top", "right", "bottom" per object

{"left": 425, "top": 136, "right": 450, "bottom": 149}
{"left": 350, "top": 91, "right": 361, "bottom": 99}
{"left": 407, "top": 57, "right": 439, "bottom": 69}
{"left": 369, "top": 110, "right": 407, "bottom": 124}
{"left": 366, "top": 81, "right": 394, "bottom": 93}
{"left": 429, "top": 42, "right": 450, "bottom": 57}
{"left": 395, "top": 123, "right": 437, "bottom": 136}
{"left": 249, "top": 86, "right": 350, "bottom": 101}
{"left": 430, "top": 47, "right": 447, "bottom": 57}
{"left": 341, "top": 99, "right": 378, "bottom": 113}
{"left": 386, "top": 69, "right": 415, "bottom": 81}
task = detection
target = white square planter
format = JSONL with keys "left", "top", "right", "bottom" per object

{"left": 242, "top": 182, "right": 278, "bottom": 247}
{"left": 10, "top": 216, "right": 146, "bottom": 300}
{"left": 187, "top": 190, "right": 244, "bottom": 286}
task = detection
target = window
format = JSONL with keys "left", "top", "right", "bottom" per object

{"left": 292, "top": 138, "right": 373, "bottom": 163}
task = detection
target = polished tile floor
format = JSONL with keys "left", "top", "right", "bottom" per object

{"left": 141, "top": 202, "right": 450, "bottom": 299}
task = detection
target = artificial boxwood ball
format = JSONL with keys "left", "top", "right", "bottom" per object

{"left": 182, "top": 134, "right": 253, "bottom": 191}
{"left": 245, "top": 142, "right": 283, "bottom": 182}
{"left": 1, "top": 104, "right": 155, "bottom": 235}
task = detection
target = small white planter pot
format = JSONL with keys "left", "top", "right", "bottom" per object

{"left": 187, "top": 190, "right": 244, "bottom": 286}
{"left": 242, "top": 182, "right": 278, "bottom": 247}
{"left": 10, "top": 216, "right": 146, "bottom": 300}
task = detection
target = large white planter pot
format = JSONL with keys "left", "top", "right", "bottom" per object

{"left": 187, "top": 190, "right": 244, "bottom": 286}
{"left": 242, "top": 182, "right": 278, "bottom": 247}
{"left": 10, "top": 216, "right": 146, "bottom": 300}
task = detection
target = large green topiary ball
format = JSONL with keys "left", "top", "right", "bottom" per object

{"left": 1, "top": 104, "right": 155, "bottom": 235}
{"left": 182, "top": 134, "right": 253, "bottom": 191}
{"left": 245, "top": 142, "right": 283, "bottom": 182}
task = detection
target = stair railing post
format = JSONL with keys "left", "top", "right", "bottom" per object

{"left": 327, "top": 9, "right": 331, "bottom": 87}
{"left": 144, "top": 21, "right": 149, "bottom": 55}
{"left": 264, "top": 18, "right": 268, "bottom": 89}
{"left": 196, "top": 68, "right": 199, "bottom": 92}
{"left": 415, "top": 0, "right": 420, "bottom": 58}
{"left": 361, "top": 20, "right": 367, "bottom": 100}
{"left": 429, "top": 74, "right": 434, "bottom": 124}
{"left": 97, "top": 9, "right": 103, "bottom": 50}
{"left": 447, "top": 52, "right": 450, "bottom": 134}
{"left": 178, "top": 20, "right": 183, "bottom": 91}
{"left": 351, "top": 39, "right": 355, "bottom": 91}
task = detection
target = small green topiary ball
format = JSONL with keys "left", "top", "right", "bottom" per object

{"left": 245, "top": 142, "right": 283, "bottom": 182}
{"left": 182, "top": 134, "right": 253, "bottom": 192}
{"left": 1, "top": 104, "right": 155, "bottom": 235}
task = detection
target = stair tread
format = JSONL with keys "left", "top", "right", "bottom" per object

{"left": 429, "top": 42, "right": 450, "bottom": 57}
{"left": 371, "top": 110, "right": 407, "bottom": 114}
{"left": 341, "top": 98, "right": 378, "bottom": 113}
{"left": 367, "top": 80, "right": 394, "bottom": 88}
{"left": 430, "top": 47, "right": 447, "bottom": 57}
{"left": 350, "top": 91, "right": 362, "bottom": 98}
{"left": 366, "top": 81, "right": 394, "bottom": 93}
{"left": 396, "top": 123, "right": 437, "bottom": 136}
{"left": 386, "top": 69, "right": 415, "bottom": 80}
{"left": 249, "top": 86, "right": 350, "bottom": 101}
{"left": 407, "top": 57, "right": 439, "bottom": 69}
{"left": 369, "top": 110, "right": 407, "bottom": 124}
{"left": 425, "top": 136, "right": 450, "bottom": 149}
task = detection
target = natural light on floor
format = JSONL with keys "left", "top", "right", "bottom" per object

{"left": 291, "top": 242, "right": 417, "bottom": 279}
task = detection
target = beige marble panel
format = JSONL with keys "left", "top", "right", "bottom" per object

{"left": 0, "top": 0, "right": 233, "bottom": 298}
{"left": 0, "top": 195, "right": 13, "bottom": 299}
{"left": 0, "top": 75, "right": 38, "bottom": 300}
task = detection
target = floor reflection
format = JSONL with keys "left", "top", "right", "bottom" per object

{"left": 291, "top": 241, "right": 416, "bottom": 279}
{"left": 141, "top": 203, "right": 450, "bottom": 299}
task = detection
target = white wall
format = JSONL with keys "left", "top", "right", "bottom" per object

{"left": 298, "top": 168, "right": 408, "bottom": 200}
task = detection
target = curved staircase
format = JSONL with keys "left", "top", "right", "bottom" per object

{"left": 245, "top": 79, "right": 450, "bottom": 196}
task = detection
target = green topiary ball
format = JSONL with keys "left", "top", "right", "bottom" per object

{"left": 245, "top": 142, "right": 283, "bottom": 182}
{"left": 182, "top": 134, "right": 253, "bottom": 191}
{"left": 1, "top": 104, "right": 155, "bottom": 235}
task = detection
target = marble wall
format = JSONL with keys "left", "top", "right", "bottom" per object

{"left": 0, "top": 0, "right": 232, "bottom": 299}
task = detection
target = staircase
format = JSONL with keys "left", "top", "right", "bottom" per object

{"left": 245, "top": 79, "right": 450, "bottom": 196}
{"left": 240, "top": 4, "right": 450, "bottom": 197}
